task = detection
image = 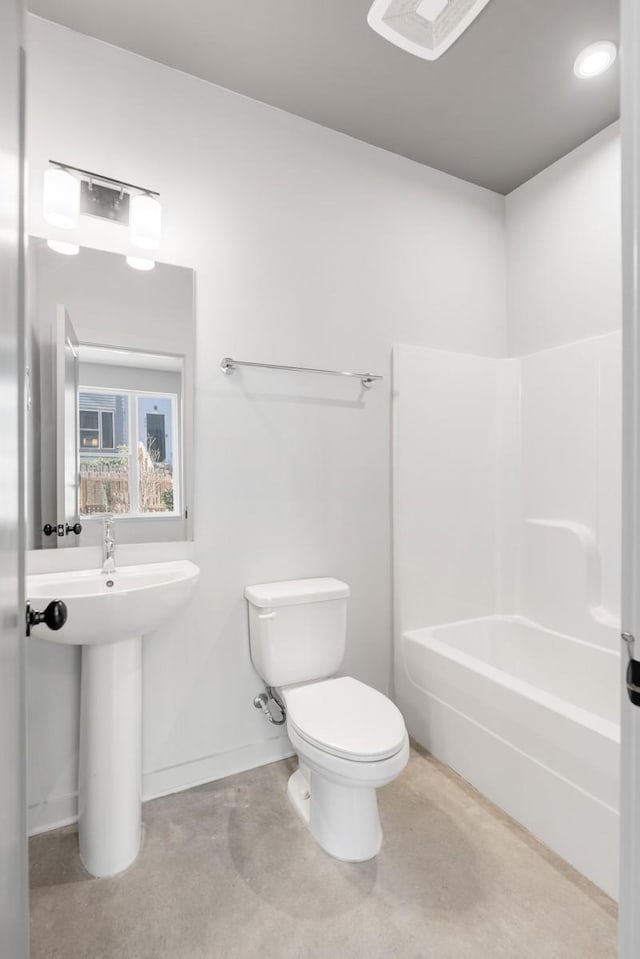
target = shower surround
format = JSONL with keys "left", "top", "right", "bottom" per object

{"left": 392, "top": 335, "right": 621, "bottom": 898}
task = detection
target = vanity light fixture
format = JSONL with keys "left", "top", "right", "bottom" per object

{"left": 43, "top": 167, "right": 80, "bottom": 230}
{"left": 46, "top": 239, "right": 79, "bottom": 256}
{"left": 42, "top": 161, "right": 162, "bottom": 248}
{"left": 574, "top": 41, "right": 617, "bottom": 79}
{"left": 126, "top": 255, "right": 155, "bottom": 271}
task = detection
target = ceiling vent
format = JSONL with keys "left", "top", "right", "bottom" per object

{"left": 367, "top": 0, "right": 493, "bottom": 61}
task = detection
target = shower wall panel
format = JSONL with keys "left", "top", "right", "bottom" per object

{"left": 392, "top": 344, "right": 519, "bottom": 633}
{"left": 519, "top": 333, "right": 621, "bottom": 648}
{"left": 393, "top": 333, "right": 621, "bottom": 643}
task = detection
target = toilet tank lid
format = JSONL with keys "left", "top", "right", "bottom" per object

{"left": 245, "top": 577, "right": 350, "bottom": 608}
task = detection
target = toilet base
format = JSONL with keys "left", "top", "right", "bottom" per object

{"left": 287, "top": 764, "right": 382, "bottom": 862}
{"left": 287, "top": 767, "right": 311, "bottom": 825}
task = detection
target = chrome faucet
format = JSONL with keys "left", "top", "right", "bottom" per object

{"left": 102, "top": 515, "right": 116, "bottom": 575}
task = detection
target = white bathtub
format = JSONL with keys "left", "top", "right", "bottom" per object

{"left": 397, "top": 614, "right": 620, "bottom": 898}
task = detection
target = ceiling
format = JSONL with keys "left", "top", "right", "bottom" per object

{"left": 27, "top": 0, "right": 620, "bottom": 194}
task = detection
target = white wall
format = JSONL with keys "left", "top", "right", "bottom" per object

{"left": 25, "top": 16, "right": 508, "bottom": 833}
{"left": 506, "top": 122, "right": 621, "bottom": 356}
{"left": 504, "top": 122, "right": 622, "bottom": 649}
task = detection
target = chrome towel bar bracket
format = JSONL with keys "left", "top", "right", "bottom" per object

{"left": 220, "top": 356, "right": 382, "bottom": 389}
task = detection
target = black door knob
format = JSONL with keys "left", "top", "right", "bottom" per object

{"left": 65, "top": 522, "right": 82, "bottom": 536}
{"left": 627, "top": 658, "right": 640, "bottom": 707}
{"left": 26, "top": 600, "right": 68, "bottom": 637}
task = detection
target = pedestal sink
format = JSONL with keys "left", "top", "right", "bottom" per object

{"left": 27, "top": 560, "right": 200, "bottom": 878}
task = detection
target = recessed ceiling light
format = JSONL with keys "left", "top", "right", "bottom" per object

{"left": 574, "top": 41, "right": 617, "bottom": 79}
{"left": 47, "top": 239, "right": 79, "bottom": 256}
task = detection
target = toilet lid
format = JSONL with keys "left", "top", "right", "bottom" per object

{"left": 284, "top": 676, "right": 407, "bottom": 762}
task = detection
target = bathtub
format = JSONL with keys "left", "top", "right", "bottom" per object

{"left": 397, "top": 614, "right": 620, "bottom": 898}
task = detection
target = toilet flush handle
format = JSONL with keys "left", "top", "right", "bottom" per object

{"left": 257, "top": 611, "right": 276, "bottom": 620}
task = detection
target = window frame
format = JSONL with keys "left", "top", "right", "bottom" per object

{"left": 79, "top": 408, "right": 100, "bottom": 450}
{"left": 78, "top": 407, "right": 116, "bottom": 451}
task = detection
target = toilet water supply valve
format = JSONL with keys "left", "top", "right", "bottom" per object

{"left": 253, "top": 687, "right": 286, "bottom": 725}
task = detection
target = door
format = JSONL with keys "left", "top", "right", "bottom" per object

{"left": 146, "top": 411, "right": 166, "bottom": 462}
{"left": 55, "top": 306, "right": 80, "bottom": 543}
{"left": 620, "top": 0, "right": 640, "bottom": 954}
{"left": 0, "top": 0, "right": 28, "bottom": 956}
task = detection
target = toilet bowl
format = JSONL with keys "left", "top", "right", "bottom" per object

{"left": 283, "top": 676, "right": 409, "bottom": 861}
{"left": 245, "top": 577, "right": 409, "bottom": 863}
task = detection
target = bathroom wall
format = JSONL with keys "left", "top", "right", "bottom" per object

{"left": 505, "top": 122, "right": 622, "bottom": 646}
{"left": 25, "top": 16, "right": 508, "bottom": 832}
{"left": 506, "top": 122, "right": 621, "bottom": 356}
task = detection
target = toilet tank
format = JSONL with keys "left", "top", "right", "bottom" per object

{"left": 245, "top": 578, "right": 350, "bottom": 687}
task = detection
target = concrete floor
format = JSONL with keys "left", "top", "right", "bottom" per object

{"left": 30, "top": 746, "right": 617, "bottom": 959}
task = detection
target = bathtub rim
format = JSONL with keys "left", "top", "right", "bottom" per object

{"left": 403, "top": 613, "right": 620, "bottom": 745}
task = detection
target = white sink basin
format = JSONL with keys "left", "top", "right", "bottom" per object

{"left": 27, "top": 560, "right": 200, "bottom": 645}
{"left": 26, "top": 558, "right": 200, "bottom": 880}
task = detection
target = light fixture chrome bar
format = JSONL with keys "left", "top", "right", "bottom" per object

{"left": 49, "top": 160, "right": 160, "bottom": 197}
{"left": 220, "top": 357, "right": 383, "bottom": 389}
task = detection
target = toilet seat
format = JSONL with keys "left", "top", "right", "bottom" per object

{"left": 283, "top": 676, "right": 407, "bottom": 762}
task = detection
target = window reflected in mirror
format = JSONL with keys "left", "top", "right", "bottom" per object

{"left": 78, "top": 386, "right": 179, "bottom": 518}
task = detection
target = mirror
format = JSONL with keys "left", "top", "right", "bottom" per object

{"left": 26, "top": 238, "right": 195, "bottom": 550}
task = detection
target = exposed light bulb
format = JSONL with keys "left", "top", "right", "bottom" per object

{"left": 126, "top": 255, "right": 155, "bottom": 271}
{"left": 47, "top": 239, "right": 79, "bottom": 256}
{"left": 574, "top": 41, "right": 617, "bottom": 79}
{"left": 129, "top": 194, "right": 162, "bottom": 250}
{"left": 43, "top": 167, "right": 80, "bottom": 229}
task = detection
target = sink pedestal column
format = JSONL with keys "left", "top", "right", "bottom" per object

{"left": 79, "top": 636, "right": 142, "bottom": 877}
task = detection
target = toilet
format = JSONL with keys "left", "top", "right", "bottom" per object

{"left": 245, "top": 577, "right": 409, "bottom": 862}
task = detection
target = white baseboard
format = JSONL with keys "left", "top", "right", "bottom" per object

{"left": 142, "top": 736, "right": 294, "bottom": 802}
{"left": 29, "top": 794, "right": 78, "bottom": 836}
{"left": 28, "top": 736, "right": 295, "bottom": 837}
